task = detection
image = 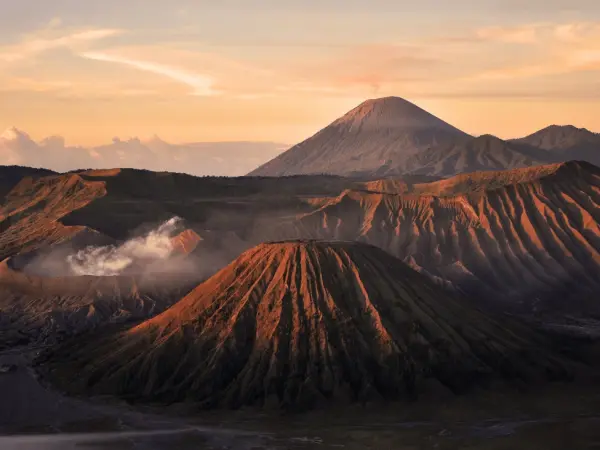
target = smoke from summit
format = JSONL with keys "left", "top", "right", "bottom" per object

{"left": 67, "top": 217, "right": 183, "bottom": 276}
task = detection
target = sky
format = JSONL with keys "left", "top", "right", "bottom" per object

{"left": 1, "top": 0, "right": 600, "bottom": 146}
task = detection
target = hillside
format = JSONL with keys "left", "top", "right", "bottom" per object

{"left": 44, "top": 240, "right": 571, "bottom": 410}
{"left": 0, "top": 168, "right": 358, "bottom": 264}
{"left": 0, "top": 260, "right": 199, "bottom": 348}
{"left": 2, "top": 162, "right": 600, "bottom": 327}
{"left": 410, "top": 163, "right": 569, "bottom": 196}
{"left": 515, "top": 125, "right": 600, "bottom": 166}
{"left": 402, "top": 134, "right": 557, "bottom": 177}
{"left": 291, "top": 161, "right": 600, "bottom": 314}
{"left": 515, "top": 125, "right": 600, "bottom": 151}
{"left": 0, "top": 173, "right": 108, "bottom": 260}
{"left": 0, "top": 166, "right": 56, "bottom": 199}
{"left": 249, "top": 97, "right": 470, "bottom": 177}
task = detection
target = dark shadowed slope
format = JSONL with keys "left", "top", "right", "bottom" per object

{"left": 45, "top": 240, "right": 571, "bottom": 411}
{"left": 248, "top": 97, "right": 470, "bottom": 177}
{"left": 290, "top": 161, "right": 600, "bottom": 314}
{"left": 0, "top": 166, "right": 56, "bottom": 199}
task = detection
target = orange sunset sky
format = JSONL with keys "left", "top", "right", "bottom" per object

{"left": 2, "top": 0, "right": 600, "bottom": 145}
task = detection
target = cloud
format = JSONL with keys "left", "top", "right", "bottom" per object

{"left": 0, "top": 127, "right": 286, "bottom": 176}
{"left": 279, "top": 43, "right": 443, "bottom": 97}
{"left": 553, "top": 22, "right": 600, "bottom": 42}
{"left": 456, "top": 21, "right": 600, "bottom": 83}
{"left": 0, "top": 28, "right": 123, "bottom": 63}
{"left": 66, "top": 217, "right": 183, "bottom": 276}
{"left": 569, "top": 49, "right": 600, "bottom": 68}
{"left": 47, "top": 17, "right": 63, "bottom": 29}
{"left": 475, "top": 24, "right": 543, "bottom": 43}
{"left": 465, "top": 64, "right": 559, "bottom": 81}
{"left": 4, "top": 20, "right": 600, "bottom": 104}
{"left": 80, "top": 52, "right": 219, "bottom": 96}
{"left": 0, "top": 77, "right": 73, "bottom": 93}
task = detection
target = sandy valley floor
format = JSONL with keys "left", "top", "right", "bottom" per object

{"left": 2, "top": 346, "right": 600, "bottom": 449}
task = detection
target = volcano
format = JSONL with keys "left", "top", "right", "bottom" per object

{"left": 248, "top": 97, "right": 470, "bottom": 177}
{"left": 46, "top": 240, "right": 570, "bottom": 411}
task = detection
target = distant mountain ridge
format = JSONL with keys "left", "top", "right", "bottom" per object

{"left": 514, "top": 125, "right": 600, "bottom": 150}
{"left": 403, "top": 134, "right": 559, "bottom": 177}
{"left": 249, "top": 97, "right": 599, "bottom": 178}
{"left": 513, "top": 125, "right": 600, "bottom": 167}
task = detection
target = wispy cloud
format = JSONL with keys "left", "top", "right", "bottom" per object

{"left": 569, "top": 49, "right": 600, "bottom": 68}
{"left": 465, "top": 64, "right": 559, "bottom": 81}
{"left": 475, "top": 24, "right": 544, "bottom": 43}
{"left": 0, "top": 28, "right": 123, "bottom": 63}
{"left": 80, "top": 52, "right": 219, "bottom": 96}
{"left": 553, "top": 22, "right": 600, "bottom": 42}
{"left": 3, "top": 20, "right": 600, "bottom": 103}
{"left": 458, "top": 21, "right": 600, "bottom": 82}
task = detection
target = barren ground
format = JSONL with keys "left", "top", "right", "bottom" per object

{"left": 3, "top": 345, "right": 600, "bottom": 449}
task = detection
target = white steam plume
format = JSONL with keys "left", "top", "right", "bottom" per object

{"left": 67, "top": 217, "right": 183, "bottom": 276}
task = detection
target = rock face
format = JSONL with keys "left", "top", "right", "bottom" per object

{"left": 409, "top": 163, "right": 572, "bottom": 196}
{"left": 291, "top": 161, "right": 600, "bottom": 314}
{"left": 0, "top": 173, "right": 107, "bottom": 260}
{"left": 2, "top": 161, "right": 600, "bottom": 320}
{"left": 249, "top": 97, "right": 471, "bottom": 177}
{"left": 46, "top": 241, "right": 570, "bottom": 410}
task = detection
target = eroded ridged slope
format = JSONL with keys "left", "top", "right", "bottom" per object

{"left": 46, "top": 241, "right": 571, "bottom": 410}
{"left": 292, "top": 162, "right": 600, "bottom": 312}
{"left": 0, "top": 174, "right": 107, "bottom": 259}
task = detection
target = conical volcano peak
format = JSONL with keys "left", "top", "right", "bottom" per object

{"left": 257, "top": 238, "right": 372, "bottom": 251}
{"left": 332, "top": 96, "right": 466, "bottom": 133}
{"left": 248, "top": 97, "right": 470, "bottom": 176}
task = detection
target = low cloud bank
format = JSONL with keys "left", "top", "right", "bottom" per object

{"left": 0, "top": 127, "right": 287, "bottom": 176}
